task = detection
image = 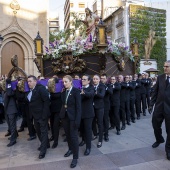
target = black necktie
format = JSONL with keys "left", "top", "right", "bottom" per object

{"left": 166, "top": 76, "right": 170, "bottom": 87}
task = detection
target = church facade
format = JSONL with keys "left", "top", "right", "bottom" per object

{"left": 0, "top": 0, "right": 49, "bottom": 76}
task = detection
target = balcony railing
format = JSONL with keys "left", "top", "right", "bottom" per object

{"left": 115, "top": 37, "right": 125, "bottom": 43}
{"left": 116, "top": 17, "right": 124, "bottom": 28}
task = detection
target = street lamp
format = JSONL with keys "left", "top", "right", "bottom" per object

{"left": 0, "top": 35, "right": 4, "bottom": 48}
{"left": 34, "top": 31, "right": 44, "bottom": 75}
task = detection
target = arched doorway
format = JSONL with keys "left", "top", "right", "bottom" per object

{"left": 1, "top": 41, "right": 24, "bottom": 75}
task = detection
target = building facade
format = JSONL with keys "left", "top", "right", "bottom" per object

{"left": 0, "top": 0, "right": 49, "bottom": 76}
{"left": 49, "top": 17, "right": 60, "bottom": 33}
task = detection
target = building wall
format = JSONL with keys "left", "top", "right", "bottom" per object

{"left": 0, "top": 0, "right": 49, "bottom": 76}
{"left": 145, "top": 1, "right": 170, "bottom": 60}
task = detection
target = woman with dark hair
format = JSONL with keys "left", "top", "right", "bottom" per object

{"left": 79, "top": 74, "right": 95, "bottom": 156}
{"left": 60, "top": 75, "right": 81, "bottom": 168}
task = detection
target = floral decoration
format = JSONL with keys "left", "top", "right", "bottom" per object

{"left": 44, "top": 35, "right": 134, "bottom": 61}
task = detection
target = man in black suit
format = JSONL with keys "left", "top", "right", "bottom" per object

{"left": 149, "top": 60, "right": 170, "bottom": 160}
{"left": 134, "top": 74, "right": 142, "bottom": 119}
{"left": 80, "top": 74, "right": 95, "bottom": 156}
{"left": 100, "top": 74, "right": 112, "bottom": 141}
{"left": 129, "top": 75, "right": 136, "bottom": 123}
{"left": 110, "top": 76, "right": 121, "bottom": 135}
{"left": 145, "top": 73, "right": 152, "bottom": 109}
{"left": 141, "top": 73, "right": 147, "bottom": 116}
{"left": 27, "top": 75, "right": 50, "bottom": 159}
{"left": 92, "top": 75, "right": 105, "bottom": 148}
{"left": 4, "top": 78, "right": 18, "bottom": 147}
{"left": 60, "top": 75, "right": 81, "bottom": 168}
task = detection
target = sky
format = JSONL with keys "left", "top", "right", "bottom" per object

{"left": 49, "top": 0, "right": 169, "bottom": 29}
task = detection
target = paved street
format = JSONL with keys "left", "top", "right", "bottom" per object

{"left": 0, "top": 113, "right": 170, "bottom": 170}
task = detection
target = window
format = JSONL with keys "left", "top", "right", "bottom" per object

{"left": 117, "top": 27, "right": 124, "bottom": 38}
{"left": 79, "top": 3, "right": 85, "bottom": 8}
{"left": 70, "top": 3, "right": 73, "bottom": 8}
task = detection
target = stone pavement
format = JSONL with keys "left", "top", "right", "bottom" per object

{"left": 0, "top": 113, "right": 170, "bottom": 170}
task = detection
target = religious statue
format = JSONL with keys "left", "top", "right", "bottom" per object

{"left": 81, "top": 8, "right": 100, "bottom": 38}
{"left": 144, "top": 30, "right": 156, "bottom": 60}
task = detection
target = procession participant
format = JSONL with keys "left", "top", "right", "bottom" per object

{"left": 60, "top": 75, "right": 81, "bottom": 168}
{"left": 110, "top": 76, "right": 121, "bottom": 135}
{"left": 92, "top": 75, "right": 105, "bottom": 148}
{"left": 27, "top": 75, "right": 50, "bottom": 159}
{"left": 141, "top": 73, "right": 147, "bottom": 116}
{"left": 149, "top": 60, "right": 170, "bottom": 160}
{"left": 4, "top": 78, "right": 18, "bottom": 147}
{"left": 145, "top": 73, "right": 152, "bottom": 109}
{"left": 48, "top": 76, "right": 62, "bottom": 149}
{"left": 79, "top": 74, "right": 95, "bottom": 155}
{"left": 134, "top": 74, "right": 142, "bottom": 119}
{"left": 100, "top": 74, "right": 112, "bottom": 142}
{"left": 129, "top": 75, "right": 136, "bottom": 123}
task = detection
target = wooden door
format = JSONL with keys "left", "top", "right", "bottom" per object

{"left": 1, "top": 41, "right": 24, "bottom": 75}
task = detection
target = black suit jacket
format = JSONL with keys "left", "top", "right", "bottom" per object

{"left": 110, "top": 82, "right": 121, "bottom": 106}
{"left": 60, "top": 87, "right": 81, "bottom": 126}
{"left": 4, "top": 87, "right": 18, "bottom": 115}
{"left": 26, "top": 84, "right": 50, "bottom": 120}
{"left": 145, "top": 78, "right": 152, "bottom": 93}
{"left": 135, "top": 79, "right": 141, "bottom": 96}
{"left": 93, "top": 83, "right": 106, "bottom": 109}
{"left": 130, "top": 80, "right": 136, "bottom": 100}
{"left": 141, "top": 78, "right": 147, "bottom": 94}
{"left": 81, "top": 85, "right": 95, "bottom": 119}
{"left": 119, "top": 82, "right": 131, "bottom": 102}
{"left": 150, "top": 74, "right": 170, "bottom": 115}
{"left": 50, "top": 92, "right": 62, "bottom": 113}
{"left": 103, "top": 83, "right": 113, "bottom": 110}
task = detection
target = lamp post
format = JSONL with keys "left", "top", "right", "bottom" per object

{"left": 96, "top": 17, "right": 108, "bottom": 51}
{"left": 0, "top": 35, "right": 4, "bottom": 48}
{"left": 131, "top": 38, "right": 139, "bottom": 73}
{"left": 34, "top": 31, "right": 44, "bottom": 75}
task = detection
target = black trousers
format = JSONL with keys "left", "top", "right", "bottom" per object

{"left": 62, "top": 115, "right": 79, "bottom": 159}
{"left": 146, "top": 92, "right": 150, "bottom": 109}
{"left": 120, "top": 101, "right": 130, "bottom": 126}
{"left": 103, "top": 109, "right": 109, "bottom": 137}
{"left": 130, "top": 98, "right": 136, "bottom": 121}
{"left": 34, "top": 118, "right": 49, "bottom": 154}
{"left": 50, "top": 112, "right": 60, "bottom": 144}
{"left": 26, "top": 106, "right": 36, "bottom": 137}
{"left": 80, "top": 118, "right": 93, "bottom": 149}
{"left": 92, "top": 108, "right": 104, "bottom": 142}
{"left": 152, "top": 111, "right": 170, "bottom": 153}
{"left": 135, "top": 94, "right": 141, "bottom": 117}
{"left": 110, "top": 105, "right": 120, "bottom": 131}
{"left": 141, "top": 93, "right": 146, "bottom": 113}
{"left": 7, "top": 114, "right": 17, "bottom": 143}
{"left": 18, "top": 103, "right": 27, "bottom": 129}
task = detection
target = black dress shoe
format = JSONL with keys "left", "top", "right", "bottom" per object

{"left": 127, "top": 122, "right": 131, "bottom": 125}
{"left": 38, "top": 144, "right": 50, "bottom": 151}
{"left": 166, "top": 153, "right": 170, "bottom": 160}
{"left": 63, "top": 138, "right": 67, "bottom": 142}
{"left": 64, "top": 150, "right": 73, "bottom": 157}
{"left": 132, "top": 120, "right": 136, "bottom": 123}
{"left": 70, "top": 159, "right": 77, "bottom": 168}
{"left": 121, "top": 125, "right": 126, "bottom": 130}
{"left": 109, "top": 126, "right": 115, "bottom": 130}
{"left": 152, "top": 141, "right": 164, "bottom": 148}
{"left": 18, "top": 128, "right": 24, "bottom": 132}
{"left": 51, "top": 143, "right": 58, "bottom": 149}
{"left": 84, "top": 148, "right": 91, "bottom": 156}
{"left": 49, "top": 136, "right": 54, "bottom": 141}
{"left": 39, "top": 153, "right": 45, "bottom": 159}
{"left": 116, "top": 130, "right": 121, "bottom": 135}
{"left": 79, "top": 140, "right": 85, "bottom": 146}
{"left": 104, "top": 136, "right": 109, "bottom": 142}
{"left": 27, "top": 136, "right": 36, "bottom": 141}
{"left": 92, "top": 136, "right": 97, "bottom": 140}
{"left": 97, "top": 142, "right": 102, "bottom": 148}
{"left": 5, "top": 132, "right": 11, "bottom": 137}
{"left": 143, "top": 112, "right": 146, "bottom": 116}
{"left": 7, "top": 141, "right": 16, "bottom": 147}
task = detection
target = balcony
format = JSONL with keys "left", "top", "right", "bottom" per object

{"left": 116, "top": 18, "right": 124, "bottom": 28}
{"left": 115, "top": 37, "right": 125, "bottom": 43}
